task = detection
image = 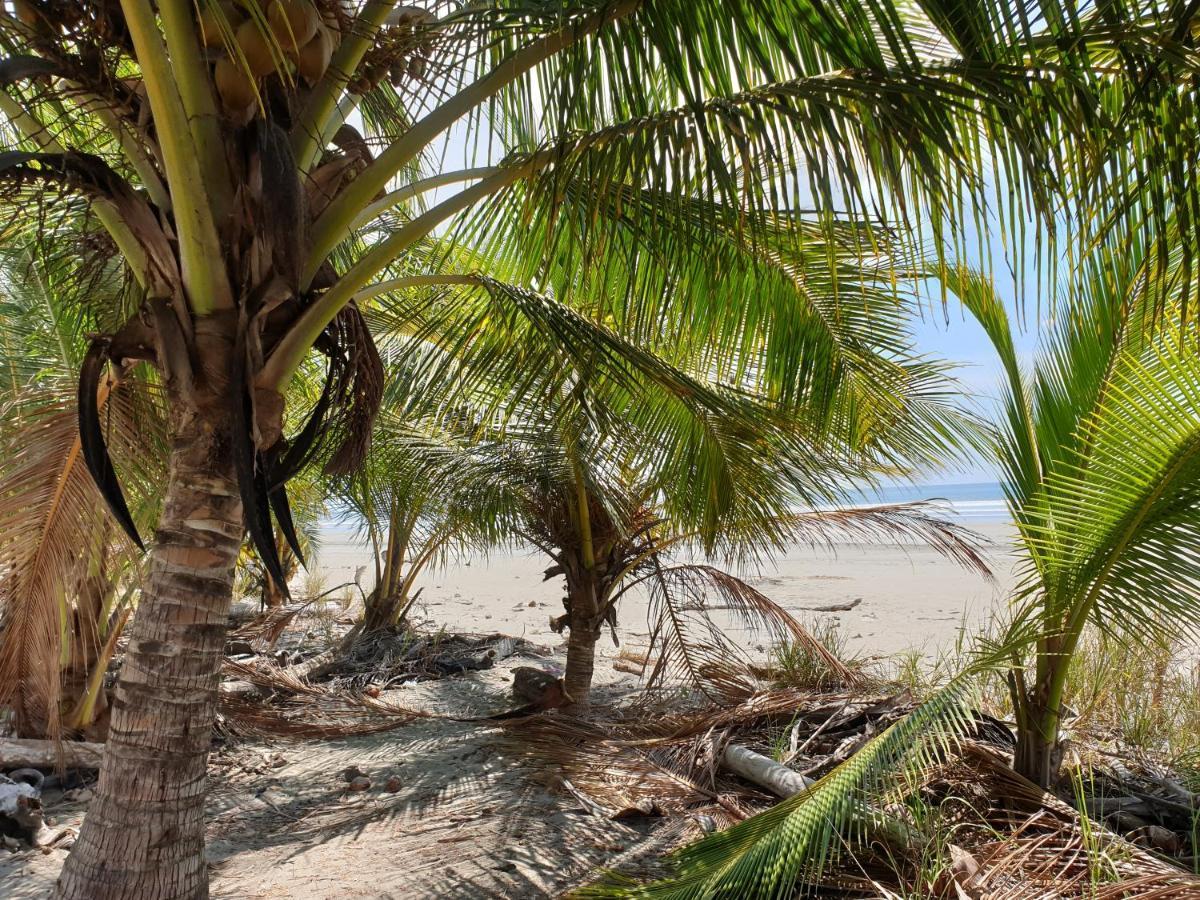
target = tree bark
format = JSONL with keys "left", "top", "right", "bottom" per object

{"left": 55, "top": 401, "right": 243, "bottom": 899}
{"left": 361, "top": 587, "right": 403, "bottom": 632}
{"left": 1014, "top": 713, "right": 1058, "bottom": 789}
{"left": 563, "top": 609, "right": 599, "bottom": 707}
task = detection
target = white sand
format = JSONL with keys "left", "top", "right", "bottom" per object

{"left": 310, "top": 521, "right": 1017, "bottom": 665}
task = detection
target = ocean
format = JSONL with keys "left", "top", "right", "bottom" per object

{"left": 319, "top": 481, "right": 1012, "bottom": 539}
{"left": 855, "top": 481, "right": 1009, "bottom": 523}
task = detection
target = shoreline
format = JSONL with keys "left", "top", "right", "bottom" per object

{"left": 307, "top": 520, "right": 1016, "bottom": 664}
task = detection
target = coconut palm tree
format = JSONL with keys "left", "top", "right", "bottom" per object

{"left": 585, "top": 239, "right": 1200, "bottom": 896}
{"left": 952, "top": 229, "right": 1200, "bottom": 788}
{"left": 357, "top": 263, "right": 993, "bottom": 704}
{"left": 352, "top": 379, "right": 990, "bottom": 705}
{"left": 0, "top": 1, "right": 1195, "bottom": 896}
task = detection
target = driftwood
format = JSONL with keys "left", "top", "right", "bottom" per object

{"left": 802, "top": 598, "right": 862, "bottom": 613}
{"left": 720, "top": 743, "right": 912, "bottom": 848}
{"left": 219, "top": 679, "right": 262, "bottom": 697}
{"left": 0, "top": 738, "right": 104, "bottom": 770}
{"left": 721, "top": 743, "right": 815, "bottom": 798}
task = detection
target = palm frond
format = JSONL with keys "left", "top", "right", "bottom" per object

{"left": 638, "top": 563, "right": 859, "bottom": 703}
{"left": 577, "top": 670, "right": 980, "bottom": 899}
{"left": 0, "top": 376, "right": 164, "bottom": 737}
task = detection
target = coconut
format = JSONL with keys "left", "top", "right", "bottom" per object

{"left": 268, "top": 0, "right": 319, "bottom": 54}
{"left": 235, "top": 19, "right": 280, "bottom": 76}
{"left": 198, "top": 2, "right": 244, "bottom": 47}
{"left": 406, "top": 56, "right": 426, "bottom": 80}
{"left": 388, "top": 5, "right": 435, "bottom": 28}
{"left": 296, "top": 24, "right": 336, "bottom": 85}
{"left": 214, "top": 55, "right": 258, "bottom": 116}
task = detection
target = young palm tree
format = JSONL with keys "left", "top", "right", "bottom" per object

{"left": 360, "top": 265, "right": 989, "bottom": 703}
{"left": 330, "top": 408, "right": 504, "bottom": 633}
{"left": 953, "top": 234, "right": 1200, "bottom": 788}
{"left": 575, "top": 243, "right": 1200, "bottom": 896}
{"left": 0, "top": 2, "right": 1195, "bottom": 896}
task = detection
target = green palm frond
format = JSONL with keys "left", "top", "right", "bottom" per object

{"left": 577, "top": 669, "right": 981, "bottom": 899}
{"left": 1031, "top": 339, "right": 1200, "bottom": 637}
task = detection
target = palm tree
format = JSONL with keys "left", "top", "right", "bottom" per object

{"left": 952, "top": 231, "right": 1200, "bottom": 788}
{"left": 329, "top": 408, "right": 504, "bottom": 633}
{"left": 0, "top": 2, "right": 1195, "bottom": 896}
{"left": 570, "top": 245, "right": 1200, "bottom": 897}
{"left": 362, "top": 256, "right": 990, "bottom": 702}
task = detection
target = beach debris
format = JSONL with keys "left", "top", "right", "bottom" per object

{"left": 802, "top": 598, "right": 862, "bottom": 612}
{"left": 560, "top": 777, "right": 611, "bottom": 817}
{"left": 384, "top": 775, "right": 402, "bottom": 793}
{"left": 1130, "top": 824, "right": 1182, "bottom": 854}
{"left": 720, "top": 743, "right": 814, "bottom": 798}
{"left": 934, "top": 844, "right": 984, "bottom": 899}
{"left": 341, "top": 765, "right": 367, "bottom": 783}
{"left": 611, "top": 798, "right": 663, "bottom": 820}
{"left": 692, "top": 814, "right": 717, "bottom": 834}
{"left": 0, "top": 738, "right": 104, "bottom": 771}
{"left": 0, "top": 771, "right": 43, "bottom": 845}
{"left": 432, "top": 648, "right": 495, "bottom": 676}
{"left": 226, "top": 639, "right": 256, "bottom": 658}
{"left": 348, "top": 776, "right": 372, "bottom": 792}
{"left": 511, "top": 667, "right": 571, "bottom": 711}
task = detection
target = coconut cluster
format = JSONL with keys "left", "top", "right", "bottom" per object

{"left": 201, "top": 0, "right": 342, "bottom": 122}
{"left": 200, "top": 1, "right": 439, "bottom": 123}
{"left": 349, "top": 6, "right": 437, "bottom": 95}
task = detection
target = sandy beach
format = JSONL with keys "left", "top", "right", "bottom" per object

{"left": 309, "top": 520, "right": 1017, "bottom": 667}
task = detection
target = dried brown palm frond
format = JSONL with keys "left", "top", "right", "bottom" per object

{"left": 490, "top": 687, "right": 910, "bottom": 830}
{"left": 636, "top": 563, "right": 861, "bottom": 703}
{"left": 0, "top": 376, "right": 163, "bottom": 738}
{"left": 779, "top": 501, "right": 994, "bottom": 579}
{"left": 218, "top": 658, "right": 431, "bottom": 739}
{"left": 930, "top": 745, "right": 1200, "bottom": 900}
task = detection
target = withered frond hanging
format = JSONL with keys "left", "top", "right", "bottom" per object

{"left": 77, "top": 339, "right": 142, "bottom": 550}
{"left": 321, "top": 300, "right": 383, "bottom": 476}
{"left": 640, "top": 564, "right": 860, "bottom": 702}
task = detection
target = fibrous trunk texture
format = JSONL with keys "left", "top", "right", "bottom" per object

{"left": 362, "top": 588, "right": 403, "bottom": 632}
{"left": 563, "top": 606, "right": 599, "bottom": 707}
{"left": 55, "top": 403, "right": 242, "bottom": 900}
{"left": 1014, "top": 708, "right": 1058, "bottom": 790}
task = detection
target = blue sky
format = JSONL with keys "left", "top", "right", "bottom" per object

{"left": 907, "top": 232, "right": 1046, "bottom": 484}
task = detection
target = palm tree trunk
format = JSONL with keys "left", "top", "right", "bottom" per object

{"left": 55, "top": 404, "right": 242, "bottom": 900}
{"left": 1013, "top": 654, "right": 1061, "bottom": 789}
{"left": 362, "top": 587, "right": 402, "bottom": 631}
{"left": 563, "top": 569, "right": 601, "bottom": 706}
{"left": 563, "top": 609, "right": 599, "bottom": 706}
{"left": 1014, "top": 722, "right": 1057, "bottom": 789}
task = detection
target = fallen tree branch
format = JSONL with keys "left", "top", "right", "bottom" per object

{"left": 801, "top": 598, "right": 862, "bottom": 612}
{"left": 0, "top": 738, "right": 104, "bottom": 770}
{"left": 720, "top": 743, "right": 912, "bottom": 848}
